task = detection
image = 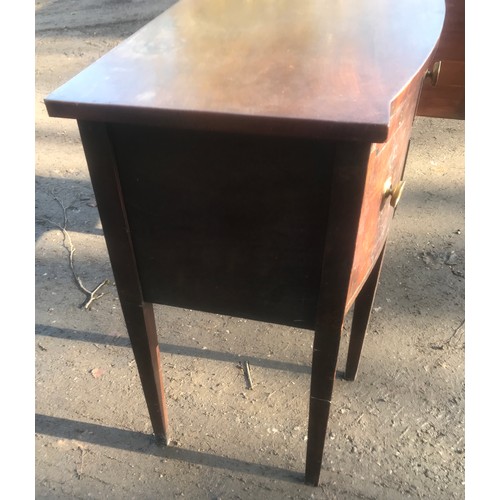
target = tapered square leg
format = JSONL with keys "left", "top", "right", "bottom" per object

{"left": 121, "top": 300, "right": 169, "bottom": 443}
{"left": 304, "top": 142, "right": 372, "bottom": 485}
{"left": 305, "top": 323, "right": 343, "bottom": 486}
{"left": 345, "top": 245, "right": 386, "bottom": 381}
{"left": 78, "top": 120, "right": 169, "bottom": 443}
{"left": 306, "top": 245, "right": 385, "bottom": 484}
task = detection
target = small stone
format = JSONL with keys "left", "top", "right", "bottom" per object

{"left": 445, "top": 251, "right": 458, "bottom": 265}
{"left": 90, "top": 368, "right": 104, "bottom": 378}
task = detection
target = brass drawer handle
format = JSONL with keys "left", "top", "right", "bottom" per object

{"left": 384, "top": 179, "right": 406, "bottom": 208}
{"left": 425, "top": 60, "right": 442, "bottom": 86}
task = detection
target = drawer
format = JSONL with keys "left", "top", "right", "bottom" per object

{"left": 416, "top": 0, "right": 465, "bottom": 119}
{"left": 346, "top": 74, "right": 423, "bottom": 309}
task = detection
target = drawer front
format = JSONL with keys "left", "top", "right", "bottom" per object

{"left": 417, "top": 0, "right": 465, "bottom": 119}
{"left": 346, "top": 75, "right": 423, "bottom": 309}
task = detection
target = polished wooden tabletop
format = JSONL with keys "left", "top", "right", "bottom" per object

{"left": 45, "top": 0, "right": 444, "bottom": 142}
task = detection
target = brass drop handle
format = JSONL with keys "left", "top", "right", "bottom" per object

{"left": 425, "top": 61, "right": 442, "bottom": 87}
{"left": 384, "top": 179, "right": 406, "bottom": 208}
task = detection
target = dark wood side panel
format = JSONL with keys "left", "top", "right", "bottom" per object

{"left": 417, "top": 0, "right": 465, "bottom": 119}
{"left": 109, "top": 125, "right": 335, "bottom": 329}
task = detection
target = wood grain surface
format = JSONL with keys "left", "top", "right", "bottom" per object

{"left": 45, "top": 0, "right": 445, "bottom": 142}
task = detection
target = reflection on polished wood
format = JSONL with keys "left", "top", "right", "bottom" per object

{"left": 45, "top": 0, "right": 445, "bottom": 486}
{"left": 46, "top": 0, "right": 444, "bottom": 141}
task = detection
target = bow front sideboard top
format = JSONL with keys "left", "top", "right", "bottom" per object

{"left": 45, "top": 0, "right": 445, "bottom": 486}
{"left": 45, "top": 0, "right": 445, "bottom": 141}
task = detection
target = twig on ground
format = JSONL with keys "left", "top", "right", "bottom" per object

{"left": 431, "top": 319, "right": 465, "bottom": 350}
{"left": 76, "top": 446, "right": 86, "bottom": 479}
{"left": 243, "top": 361, "right": 254, "bottom": 390}
{"left": 399, "top": 426, "right": 411, "bottom": 440}
{"left": 355, "top": 412, "right": 365, "bottom": 424}
{"left": 443, "top": 319, "right": 465, "bottom": 345}
{"left": 38, "top": 189, "right": 109, "bottom": 309}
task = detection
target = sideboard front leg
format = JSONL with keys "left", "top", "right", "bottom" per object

{"left": 305, "top": 315, "right": 345, "bottom": 486}
{"left": 305, "top": 142, "right": 371, "bottom": 486}
{"left": 77, "top": 121, "right": 169, "bottom": 444}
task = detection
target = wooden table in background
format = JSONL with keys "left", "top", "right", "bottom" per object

{"left": 45, "top": 0, "right": 445, "bottom": 486}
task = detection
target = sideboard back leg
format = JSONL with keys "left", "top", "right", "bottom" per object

{"left": 345, "top": 244, "right": 386, "bottom": 381}
{"left": 77, "top": 121, "right": 169, "bottom": 444}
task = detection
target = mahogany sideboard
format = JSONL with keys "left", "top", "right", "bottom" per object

{"left": 45, "top": 0, "right": 445, "bottom": 486}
